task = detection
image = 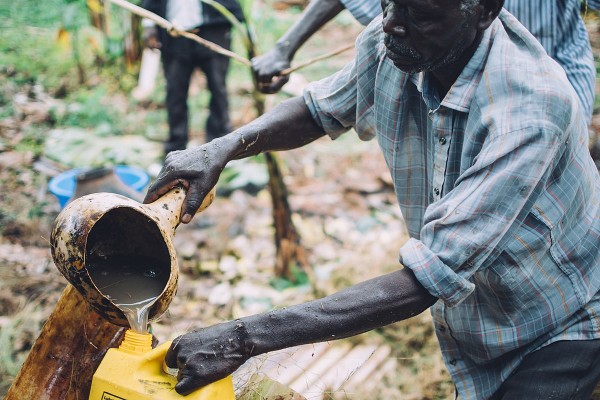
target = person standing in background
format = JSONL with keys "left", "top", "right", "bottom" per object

{"left": 141, "top": 0, "right": 245, "bottom": 155}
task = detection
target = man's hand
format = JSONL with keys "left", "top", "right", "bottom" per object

{"left": 251, "top": 46, "right": 291, "bottom": 94}
{"left": 143, "top": 25, "right": 161, "bottom": 49}
{"left": 164, "top": 320, "right": 251, "bottom": 395}
{"left": 143, "top": 141, "right": 229, "bottom": 223}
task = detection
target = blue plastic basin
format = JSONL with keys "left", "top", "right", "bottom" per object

{"left": 49, "top": 165, "right": 150, "bottom": 209}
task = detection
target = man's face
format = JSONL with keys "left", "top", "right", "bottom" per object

{"left": 381, "top": 0, "right": 481, "bottom": 74}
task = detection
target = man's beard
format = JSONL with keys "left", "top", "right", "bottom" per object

{"left": 384, "top": 32, "right": 473, "bottom": 74}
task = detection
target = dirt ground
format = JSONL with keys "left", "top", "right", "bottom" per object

{"left": 1, "top": 8, "right": 600, "bottom": 400}
{"left": 0, "top": 12, "right": 449, "bottom": 398}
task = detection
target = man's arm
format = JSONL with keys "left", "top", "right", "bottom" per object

{"left": 251, "top": 0, "right": 345, "bottom": 94}
{"left": 143, "top": 96, "right": 326, "bottom": 222}
{"left": 165, "top": 267, "right": 437, "bottom": 395}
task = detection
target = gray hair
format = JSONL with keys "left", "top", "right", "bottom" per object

{"left": 460, "top": 0, "right": 481, "bottom": 13}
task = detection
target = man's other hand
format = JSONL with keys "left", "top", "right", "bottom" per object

{"left": 164, "top": 320, "right": 251, "bottom": 395}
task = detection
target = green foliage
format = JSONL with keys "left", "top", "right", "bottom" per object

{"left": 269, "top": 265, "right": 310, "bottom": 291}
{"left": 0, "top": 0, "right": 65, "bottom": 28}
{"left": 53, "top": 87, "right": 119, "bottom": 130}
{"left": 0, "top": 103, "right": 13, "bottom": 120}
{"left": 0, "top": 25, "right": 75, "bottom": 89}
{"left": 13, "top": 126, "right": 48, "bottom": 156}
{"left": 61, "top": 1, "right": 89, "bottom": 31}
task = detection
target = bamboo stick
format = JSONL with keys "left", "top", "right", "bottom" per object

{"left": 107, "top": 0, "right": 353, "bottom": 74}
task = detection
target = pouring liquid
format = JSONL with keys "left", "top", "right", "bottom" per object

{"left": 87, "top": 255, "right": 168, "bottom": 333}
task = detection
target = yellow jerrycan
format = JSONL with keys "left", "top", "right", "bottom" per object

{"left": 89, "top": 329, "right": 235, "bottom": 400}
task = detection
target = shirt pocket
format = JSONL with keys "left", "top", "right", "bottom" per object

{"left": 478, "top": 209, "right": 555, "bottom": 318}
{"left": 479, "top": 203, "right": 580, "bottom": 318}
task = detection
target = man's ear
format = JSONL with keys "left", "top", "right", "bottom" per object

{"left": 477, "top": 0, "right": 504, "bottom": 31}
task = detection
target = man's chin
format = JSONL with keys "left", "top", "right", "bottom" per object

{"left": 393, "top": 62, "right": 424, "bottom": 74}
{"left": 385, "top": 49, "right": 425, "bottom": 74}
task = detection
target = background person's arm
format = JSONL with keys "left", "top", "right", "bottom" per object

{"left": 585, "top": 0, "right": 600, "bottom": 10}
{"left": 251, "top": 0, "right": 345, "bottom": 93}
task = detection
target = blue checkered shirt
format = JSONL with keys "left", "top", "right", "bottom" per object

{"left": 303, "top": 10, "right": 600, "bottom": 400}
{"left": 340, "top": 0, "right": 597, "bottom": 121}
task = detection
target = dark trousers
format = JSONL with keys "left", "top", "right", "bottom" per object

{"left": 490, "top": 339, "right": 600, "bottom": 400}
{"left": 161, "top": 24, "right": 232, "bottom": 153}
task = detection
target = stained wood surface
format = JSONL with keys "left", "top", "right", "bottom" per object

{"left": 4, "top": 285, "right": 125, "bottom": 400}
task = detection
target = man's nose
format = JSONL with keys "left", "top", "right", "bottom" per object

{"left": 382, "top": 9, "right": 408, "bottom": 36}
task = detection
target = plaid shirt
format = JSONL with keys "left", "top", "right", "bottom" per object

{"left": 340, "top": 0, "right": 597, "bottom": 121}
{"left": 303, "top": 10, "right": 600, "bottom": 399}
{"left": 339, "top": 0, "right": 380, "bottom": 25}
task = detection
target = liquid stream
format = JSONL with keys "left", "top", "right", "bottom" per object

{"left": 87, "top": 255, "right": 168, "bottom": 333}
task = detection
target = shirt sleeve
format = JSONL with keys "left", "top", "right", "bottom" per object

{"left": 339, "top": 0, "right": 382, "bottom": 25}
{"left": 586, "top": 0, "right": 600, "bottom": 10}
{"left": 400, "top": 111, "right": 572, "bottom": 307}
{"left": 303, "top": 17, "right": 383, "bottom": 141}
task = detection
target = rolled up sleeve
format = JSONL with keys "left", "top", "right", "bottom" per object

{"left": 400, "top": 238, "right": 476, "bottom": 307}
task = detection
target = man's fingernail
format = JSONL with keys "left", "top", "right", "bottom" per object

{"left": 181, "top": 214, "right": 192, "bottom": 224}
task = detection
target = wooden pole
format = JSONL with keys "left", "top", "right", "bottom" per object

{"left": 264, "top": 152, "right": 311, "bottom": 281}
{"left": 4, "top": 285, "right": 125, "bottom": 400}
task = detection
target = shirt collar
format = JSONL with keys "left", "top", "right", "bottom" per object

{"left": 412, "top": 17, "right": 500, "bottom": 113}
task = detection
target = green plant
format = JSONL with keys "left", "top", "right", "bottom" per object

{"left": 269, "top": 264, "right": 310, "bottom": 291}
{"left": 54, "top": 87, "right": 118, "bottom": 130}
{"left": 13, "top": 127, "right": 47, "bottom": 156}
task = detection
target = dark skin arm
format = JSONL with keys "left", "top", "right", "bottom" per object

{"left": 165, "top": 268, "right": 436, "bottom": 395}
{"left": 144, "top": 96, "right": 326, "bottom": 222}
{"left": 251, "top": 0, "right": 345, "bottom": 94}
{"left": 145, "top": 96, "right": 437, "bottom": 396}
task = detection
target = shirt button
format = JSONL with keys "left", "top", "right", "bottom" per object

{"left": 449, "top": 359, "right": 457, "bottom": 365}
{"left": 439, "top": 137, "right": 446, "bottom": 145}
{"left": 434, "top": 187, "right": 440, "bottom": 196}
{"left": 428, "top": 109, "right": 434, "bottom": 120}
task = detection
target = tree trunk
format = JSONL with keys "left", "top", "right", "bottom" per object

{"left": 264, "top": 152, "right": 309, "bottom": 280}
{"left": 4, "top": 285, "right": 125, "bottom": 400}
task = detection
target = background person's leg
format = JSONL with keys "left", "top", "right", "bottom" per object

{"left": 162, "top": 41, "right": 195, "bottom": 154}
{"left": 493, "top": 339, "right": 600, "bottom": 400}
{"left": 196, "top": 25, "right": 232, "bottom": 143}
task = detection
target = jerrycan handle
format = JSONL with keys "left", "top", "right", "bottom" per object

{"left": 162, "top": 354, "right": 179, "bottom": 377}
{"left": 145, "top": 340, "right": 236, "bottom": 399}
{"left": 149, "top": 186, "right": 217, "bottom": 235}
